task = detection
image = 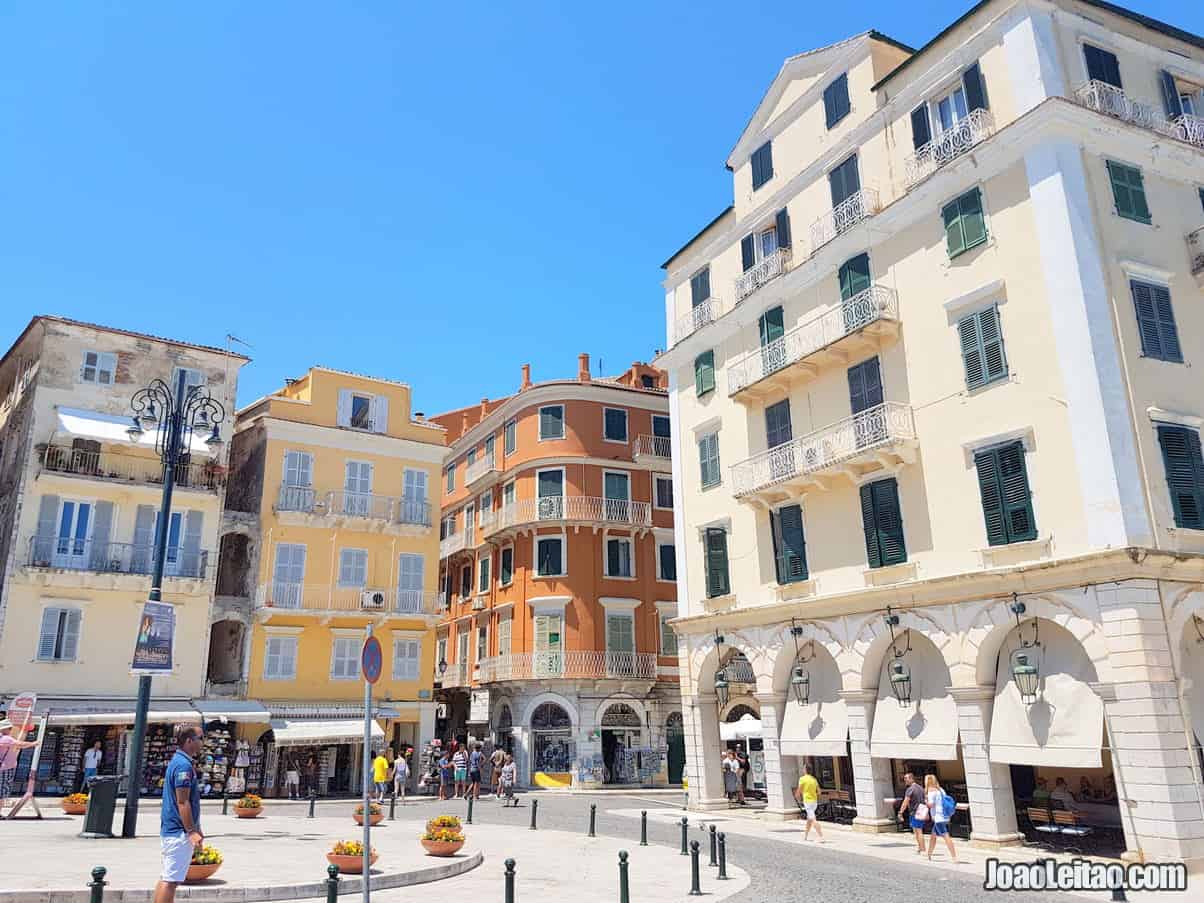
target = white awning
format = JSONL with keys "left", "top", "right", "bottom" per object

{"left": 40, "top": 700, "right": 202, "bottom": 726}
{"left": 56, "top": 406, "right": 215, "bottom": 457}
{"left": 780, "top": 698, "right": 848, "bottom": 757}
{"left": 988, "top": 626, "right": 1104, "bottom": 768}
{"left": 192, "top": 699, "right": 271, "bottom": 723}
{"left": 869, "top": 647, "right": 958, "bottom": 760}
{"left": 269, "top": 718, "right": 384, "bottom": 747}
{"left": 719, "top": 713, "right": 762, "bottom": 741}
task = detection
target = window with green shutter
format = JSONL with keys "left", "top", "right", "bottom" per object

{"left": 1130, "top": 280, "right": 1182, "bottom": 363}
{"left": 823, "top": 73, "right": 851, "bottom": 129}
{"left": 704, "top": 528, "right": 730, "bottom": 598}
{"left": 698, "top": 432, "right": 721, "bottom": 488}
{"left": 859, "top": 478, "right": 906, "bottom": 568}
{"left": 1106, "top": 161, "right": 1151, "bottom": 224}
{"left": 941, "top": 188, "right": 988, "bottom": 258}
{"left": 695, "top": 350, "right": 716, "bottom": 396}
{"left": 539, "top": 405, "right": 565, "bottom": 439}
{"left": 957, "top": 306, "right": 1008, "bottom": 389}
{"left": 1156, "top": 424, "right": 1204, "bottom": 529}
{"left": 751, "top": 142, "right": 773, "bottom": 190}
{"left": 974, "top": 441, "right": 1037, "bottom": 546}
{"left": 770, "top": 504, "right": 808, "bottom": 584}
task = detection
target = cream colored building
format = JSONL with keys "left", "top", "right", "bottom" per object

{"left": 659, "top": 0, "right": 1204, "bottom": 866}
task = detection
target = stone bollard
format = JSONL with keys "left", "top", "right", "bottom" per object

{"left": 708, "top": 824, "right": 717, "bottom": 867}
{"left": 88, "top": 867, "right": 107, "bottom": 903}
{"left": 504, "top": 858, "right": 516, "bottom": 903}
{"left": 639, "top": 810, "right": 647, "bottom": 846}
{"left": 688, "top": 840, "right": 703, "bottom": 896}
{"left": 588, "top": 803, "right": 597, "bottom": 837}
{"left": 529, "top": 798, "right": 538, "bottom": 830}
{"left": 618, "top": 851, "right": 630, "bottom": 903}
{"left": 308, "top": 788, "right": 317, "bottom": 819}
{"left": 680, "top": 817, "right": 689, "bottom": 855}
{"left": 325, "top": 864, "right": 339, "bottom": 903}
{"left": 467, "top": 794, "right": 474, "bottom": 825}
{"left": 717, "top": 833, "right": 728, "bottom": 881}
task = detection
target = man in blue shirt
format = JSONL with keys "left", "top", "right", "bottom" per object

{"left": 155, "top": 726, "right": 204, "bottom": 903}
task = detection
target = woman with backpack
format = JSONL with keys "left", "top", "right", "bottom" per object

{"left": 923, "top": 774, "right": 959, "bottom": 863}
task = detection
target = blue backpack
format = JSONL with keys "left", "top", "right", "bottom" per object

{"left": 940, "top": 791, "right": 957, "bottom": 819}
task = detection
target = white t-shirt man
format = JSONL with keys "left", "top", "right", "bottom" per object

{"left": 83, "top": 747, "right": 103, "bottom": 770}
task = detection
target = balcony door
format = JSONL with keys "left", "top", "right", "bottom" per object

{"left": 604, "top": 471, "right": 630, "bottom": 522}
{"left": 828, "top": 154, "right": 861, "bottom": 209}
{"left": 397, "top": 552, "right": 424, "bottom": 613}
{"left": 153, "top": 510, "right": 184, "bottom": 576}
{"left": 54, "top": 500, "right": 93, "bottom": 568}
{"left": 838, "top": 254, "right": 872, "bottom": 332}
{"left": 282, "top": 450, "right": 313, "bottom": 511}
{"left": 344, "top": 461, "right": 373, "bottom": 516}
{"left": 848, "top": 357, "right": 884, "bottom": 449}
{"left": 534, "top": 613, "right": 563, "bottom": 677}
{"left": 537, "top": 469, "right": 564, "bottom": 520}
{"left": 764, "top": 399, "right": 796, "bottom": 483}
{"left": 605, "top": 612, "right": 635, "bottom": 677}
{"left": 272, "top": 543, "right": 306, "bottom": 609}
{"left": 758, "top": 306, "right": 787, "bottom": 376}
{"left": 457, "top": 630, "right": 470, "bottom": 674}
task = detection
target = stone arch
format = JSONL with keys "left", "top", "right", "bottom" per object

{"left": 521, "top": 692, "right": 579, "bottom": 732}
{"left": 1166, "top": 586, "right": 1204, "bottom": 674}
{"left": 691, "top": 629, "right": 763, "bottom": 696}
{"left": 492, "top": 700, "right": 515, "bottom": 732}
{"left": 850, "top": 607, "right": 960, "bottom": 692}
{"left": 205, "top": 618, "right": 244, "bottom": 685}
{"left": 767, "top": 621, "right": 845, "bottom": 695}
{"left": 720, "top": 697, "right": 760, "bottom": 722}
{"left": 600, "top": 702, "right": 643, "bottom": 728}
{"left": 596, "top": 694, "right": 648, "bottom": 729}
{"left": 1175, "top": 614, "right": 1204, "bottom": 752}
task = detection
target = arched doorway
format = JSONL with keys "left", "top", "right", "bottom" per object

{"left": 530, "top": 702, "right": 573, "bottom": 776}
{"left": 666, "top": 712, "right": 685, "bottom": 785}
{"left": 600, "top": 702, "right": 642, "bottom": 784}
{"left": 205, "top": 619, "right": 243, "bottom": 686}
{"left": 216, "top": 533, "right": 252, "bottom": 597}
{"left": 494, "top": 704, "right": 514, "bottom": 755}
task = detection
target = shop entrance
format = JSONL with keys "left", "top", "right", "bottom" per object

{"left": 600, "top": 703, "right": 642, "bottom": 784}
{"left": 530, "top": 702, "right": 573, "bottom": 778}
{"left": 666, "top": 712, "right": 685, "bottom": 785}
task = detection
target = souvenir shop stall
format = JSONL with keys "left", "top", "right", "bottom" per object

{"left": 257, "top": 715, "right": 385, "bottom": 798}
{"left": 192, "top": 700, "right": 271, "bottom": 798}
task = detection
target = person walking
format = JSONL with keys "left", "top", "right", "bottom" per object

{"left": 924, "top": 774, "right": 959, "bottom": 863}
{"left": 451, "top": 744, "right": 469, "bottom": 799}
{"left": 392, "top": 747, "right": 409, "bottom": 804}
{"left": 794, "top": 763, "right": 825, "bottom": 842}
{"left": 896, "top": 771, "right": 927, "bottom": 854}
{"left": 154, "top": 726, "right": 204, "bottom": 903}
{"left": 722, "top": 750, "right": 743, "bottom": 806}
{"left": 284, "top": 757, "right": 300, "bottom": 800}
{"left": 303, "top": 754, "right": 318, "bottom": 798}
{"left": 438, "top": 750, "right": 453, "bottom": 801}
{"left": 499, "top": 753, "right": 517, "bottom": 806}
{"left": 81, "top": 740, "right": 104, "bottom": 791}
{"left": 736, "top": 750, "right": 750, "bottom": 797}
{"left": 490, "top": 744, "right": 506, "bottom": 796}
{"left": 467, "top": 743, "right": 483, "bottom": 800}
{"left": 0, "top": 719, "right": 39, "bottom": 814}
{"left": 371, "top": 749, "right": 390, "bottom": 803}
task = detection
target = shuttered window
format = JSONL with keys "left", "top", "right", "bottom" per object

{"left": 690, "top": 268, "right": 711, "bottom": 306}
{"left": 859, "top": 478, "right": 906, "bottom": 568}
{"left": 704, "top": 528, "right": 730, "bottom": 598}
{"left": 1106, "top": 161, "right": 1151, "bottom": 224}
{"left": 1130, "top": 280, "right": 1182, "bottom": 363}
{"left": 910, "top": 105, "right": 932, "bottom": 151}
{"left": 1157, "top": 425, "right": 1204, "bottom": 529}
{"left": 838, "top": 253, "right": 871, "bottom": 301}
{"left": 828, "top": 154, "right": 861, "bottom": 208}
{"left": 847, "top": 356, "right": 883, "bottom": 415}
{"left": 655, "top": 475, "right": 674, "bottom": 509}
{"left": 660, "top": 610, "right": 678, "bottom": 656}
{"left": 392, "top": 640, "right": 420, "bottom": 681}
{"left": 337, "top": 548, "right": 368, "bottom": 586}
{"left": 539, "top": 405, "right": 565, "bottom": 440}
{"left": 751, "top": 141, "right": 773, "bottom": 190}
{"left": 500, "top": 546, "right": 514, "bottom": 586}
{"left": 694, "top": 350, "right": 716, "bottom": 396}
{"left": 478, "top": 552, "right": 491, "bottom": 593}
{"left": 698, "top": 432, "right": 721, "bottom": 488}
{"left": 765, "top": 399, "right": 792, "bottom": 448}
{"left": 460, "top": 562, "right": 473, "bottom": 597}
{"left": 974, "top": 442, "right": 1037, "bottom": 546}
{"left": 536, "top": 536, "right": 564, "bottom": 577}
{"left": 770, "top": 504, "right": 808, "bottom": 584}
{"left": 37, "top": 607, "right": 81, "bottom": 662}
{"left": 504, "top": 419, "right": 517, "bottom": 455}
{"left": 604, "top": 408, "right": 628, "bottom": 442}
{"left": 446, "top": 463, "right": 455, "bottom": 492}
{"left": 942, "top": 188, "right": 988, "bottom": 258}
{"left": 606, "top": 538, "right": 633, "bottom": 577}
{"left": 823, "top": 73, "right": 851, "bottom": 129}
{"left": 264, "top": 636, "right": 298, "bottom": 680}
{"left": 1083, "top": 44, "right": 1122, "bottom": 88}
{"left": 658, "top": 542, "right": 677, "bottom": 581}
{"left": 331, "top": 637, "right": 360, "bottom": 680}
{"left": 958, "top": 306, "right": 1008, "bottom": 389}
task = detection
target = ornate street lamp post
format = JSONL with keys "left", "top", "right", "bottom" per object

{"left": 121, "top": 373, "right": 225, "bottom": 838}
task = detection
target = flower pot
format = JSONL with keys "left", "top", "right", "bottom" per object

{"left": 353, "top": 813, "right": 384, "bottom": 826}
{"left": 61, "top": 802, "right": 87, "bottom": 815}
{"left": 185, "top": 863, "right": 222, "bottom": 883}
{"left": 420, "top": 839, "right": 465, "bottom": 857}
{"left": 234, "top": 806, "right": 261, "bottom": 818}
{"left": 326, "top": 852, "right": 377, "bottom": 874}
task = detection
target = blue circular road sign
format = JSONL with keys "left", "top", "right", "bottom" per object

{"left": 362, "top": 636, "right": 383, "bottom": 684}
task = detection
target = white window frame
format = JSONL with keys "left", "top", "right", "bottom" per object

{"left": 657, "top": 541, "right": 676, "bottom": 583}
{"left": 497, "top": 614, "right": 512, "bottom": 657}
{"left": 171, "top": 366, "right": 205, "bottom": 394}
{"left": 263, "top": 632, "right": 299, "bottom": 681}
{"left": 479, "top": 489, "right": 493, "bottom": 525}
{"left": 604, "top": 610, "right": 636, "bottom": 656}
{"left": 502, "top": 479, "right": 516, "bottom": 509}
{"left": 658, "top": 608, "right": 679, "bottom": 657}
{"left": 603, "top": 532, "right": 635, "bottom": 580}
{"left": 534, "top": 532, "right": 567, "bottom": 578}
{"left": 348, "top": 392, "right": 373, "bottom": 431}
{"left": 403, "top": 467, "right": 428, "bottom": 502}
{"left": 602, "top": 468, "right": 631, "bottom": 501}
{"left": 653, "top": 414, "right": 671, "bottom": 437}
{"left": 283, "top": 450, "right": 313, "bottom": 487}
{"left": 337, "top": 548, "right": 369, "bottom": 587}
{"left": 330, "top": 634, "right": 362, "bottom": 680}
{"left": 756, "top": 224, "right": 778, "bottom": 261}
{"left": 392, "top": 637, "right": 421, "bottom": 681}
{"left": 653, "top": 474, "right": 674, "bottom": 511}
{"left": 602, "top": 407, "right": 629, "bottom": 444}
{"left": 36, "top": 605, "right": 82, "bottom": 662}
{"left": 476, "top": 623, "right": 488, "bottom": 664}
{"left": 499, "top": 544, "right": 515, "bottom": 587}
{"left": 80, "top": 350, "right": 117, "bottom": 385}
{"left": 538, "top": 405, "right": 565, "bottom": 441}
{"left": 930, "top": 80, "right": 970, "bottom": 135}
{"left": 446, "top": 463, "right": 456, "bottom": 493}
{"left": 477, "top": 550, "right": 492, "bottom": 594}
{"left": 460, "top": 562, "right": 474, "bottom": 598}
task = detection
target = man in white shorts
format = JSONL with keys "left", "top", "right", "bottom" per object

{"left": 155, "top": 726, "right": 204, "bottom": 903}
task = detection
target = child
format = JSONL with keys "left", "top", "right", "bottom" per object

{"left": 499, "top": 754, "right": 518, "bottom": 807}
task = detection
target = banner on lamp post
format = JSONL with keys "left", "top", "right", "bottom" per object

{"left": 131, "top": 600, "right": 176, "bottom": 674}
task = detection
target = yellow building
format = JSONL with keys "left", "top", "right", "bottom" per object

{"left": 224, "top": 366, "right": 444, "bottom": 797}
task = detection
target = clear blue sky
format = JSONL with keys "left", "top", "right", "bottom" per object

{"left": 2, "top": 1, "right": 1199, "bottom": 413}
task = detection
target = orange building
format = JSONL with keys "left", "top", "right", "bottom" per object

{"left": 431, "top": 354, "right": 682, "bottom": 788}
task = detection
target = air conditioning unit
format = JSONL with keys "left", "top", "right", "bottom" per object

{"left": 360, "top": 590, "right": 387, "bottom": 610}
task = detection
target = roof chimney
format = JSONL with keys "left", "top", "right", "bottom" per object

{"left": 578, "top": 353, "right": 591, "bottom": 383}
{"left": 480, "top": 397, "right": 489, "bottom": 418}
{"left": 461, "top": 410, "right": 469, "bottom": 433}
{"left": 414, "top": 412, "right": 425, "bottom": 421}
{"left": 520, "top": 363, "right": 532, "bottom": 391}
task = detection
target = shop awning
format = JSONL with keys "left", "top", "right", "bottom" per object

{"left": 192, "top": 699, "right": 271, "bottom": 722}
{"left": 36, "top": 698, "right": 202, "bottom": 726}
{"left": 719, "top": 713, "right": 762, "bottom": 741}
{"left": 269, "top": 718, "right": 384, "bottom": 747}
{"left": 779, "top": 698, "right": 848, "bottom": 757}
{"left": 55, "top": 406, "right": 215, "bottom": 457}
{"left": 869, "top": 650, "right": 958, "bottom": 760}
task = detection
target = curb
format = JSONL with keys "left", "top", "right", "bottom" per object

{"left": 3, "top": 851, "right": 483, "bottom": 903}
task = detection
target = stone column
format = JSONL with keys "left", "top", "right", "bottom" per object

{"left": 682, "top": 693, "right": 726, "bottom": 809}
{"left": 755, "top": 692, "right": 798, "bottom": 820}
{"left": 949, "top": 685, "right": 1023, "bottom": 848}
{"left": 511, "top": 725, "right": 530, "bottom": 787}
{"left": 841, "top": 689, "right": 895, "bottom": 832}
{"left": 575, "top": 694, "right": 602, "bottom": 789}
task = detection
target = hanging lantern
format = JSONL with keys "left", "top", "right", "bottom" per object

{"left": 126, "top": 416, "right": 145, "bottom": 441}
{"left": 714, "top": 668, "right": 730, "bottom": 708}
{"left": 1010, "top": 649, "right": 1040, "bottom": 703}
{"left": 888, "top": 659, "right": 912, "bottom": 706}
{"left": 790, "top": 665, "right": 810, "bottom": 705}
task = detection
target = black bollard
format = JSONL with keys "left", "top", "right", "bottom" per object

{"left": 529, "top": 798, "right": 538, "bottom": 830}
{"left": 504, "top": 858, "right": 516, "bottom": 903}
{"left": 308, "top": 788, "right": 317, "bottom": 819}
{"left": 708, "top": 824, "right": 717, "bottom": 867}
{"left": 222, "top": 782, "right": 229, "bottom": 816}
{"left": 717, "top": 832, "right": 728, "bottom": 881}
{"left": 88, "top": 867, "right": 107, "bottom": 903}
{"left": 639, "top": 810, "right": 648, "bottom": 846}
{"left": 467, "top": 794, "right": 474, "bottom": 825}
{"left": 325, "top": 864, "right": 339, "bottom": 903}
{"left": 618, "top": 851, "right": 630, "bottom": 903}
{"left": 680, "top": 817, "right": 689, "bottom": 855}
{"left": 1111, "top": 886, "right": 1128, "bottom": 902}
{"left": 588, "top": 803, "right": 597, "bottom": 837}
{"left": 389, "top": 792, "right": 396, "bottom": 821}
{"left": 688, "top": 840, "right": 703, "bottom": 896}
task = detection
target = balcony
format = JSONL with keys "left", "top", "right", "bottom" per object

{"left": 1074, "top": 81, "right": 1204, "bottom": 150}
{"left": 478, "top": 651, "right": 657, "bottom": 683}
{"left": 727, "top": 285, "right": 900, "bottom": 402}
{"left": 904, "top": 108, "right": 995, "bottom": 188}
{"left": 809, "top": 188, "right": 880, "bottom": 252}
{"left": 40, "top": 444, "right": 223, "bottom": 492}
{"left": 730, "top": 402, "right": 918, "bottom": 503}
{"left": 672, "top": 298, "right": 722, "bottom": 346}
{"left": 275, "top": 485, "right": 431, "bottom": 530}
{"left": 26, "top": 536, "right": 208, "bottom": 579}
{"left": 439, "top": 529, "right": 469, "bottom": 559}
{"left": 1189, "top": 228, "right": 1204, "bottom": 287}
{"left": 633, "top": 434, "right": 671, "bottom": 464}
{"left": 734, "top": 247, "right": 791, "bottom": 303}
{"left": 255, "top": 583, "right": 439, "bottom": 616}
{"left": 464, "top": 453, "right": 501, "bottom": 490}
{"left": 438, "top": 661, "right": 469, "bottom": 687}
{"left": 484, "top": 495, "right": 652, "bottom": 538}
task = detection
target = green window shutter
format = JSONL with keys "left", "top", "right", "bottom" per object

{"left": 942, "top": 198, "right": 965, "bottom": 257}
{"left": 690, "top": 268, "right": 711, "bottom": 306}
{"left": 1107, "top": 161, "right": 1151, "bottom": 224}
{"left": 704, "top": 528, "right": 730, "bottom": 597}
{"left": 694, "top": 350, "right": 715, "bottom": 396}
{"left": 872, "top": 479, "right": 907, "bottom": 565}
{"left": 998, "top": 442, "right": 1037, "bottom": 542}
{"left": 959, "top": 306, "right": 1007, "bottom": 389}
{"left": 1157, "top": 425, "right": 1204, "bottom": 529}
{"left": 1131, "top": 280, "right": 1182, "bottom": 363}
{"left": 943, "top": 189, "right": 987, "bottom": 258}
{"left": 859, "top": 483, "right": 882, "bottom": 568}
{"left": 974, "top": 447, "right": 1008, "bottom": 546}
{"left": 838, "top": 253, "right": 871, "bottom": 301}
{"left": 958, "top": 314, "right": 986, "bottom": 389}
{"left": 771, "top": 504, "right": 808, "bottom": 584}
{"left": 698, "top": 433, "right": 720, "bottom": 488}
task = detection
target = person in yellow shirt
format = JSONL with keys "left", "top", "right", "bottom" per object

{"left": 793, "top": 763, "right": 825, "bottom": 843}
{"left": 371, "top": 749, "right": 390, "bottom": 802}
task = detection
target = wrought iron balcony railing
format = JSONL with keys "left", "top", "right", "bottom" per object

{"left": 275, "top": 484, "right": 431, "bottom": 526}
{"left": 1074, "top": 81, "right": 1204, "bottom": 150}
{"left": 27, "top": 536, "right": 209, "bottom": 579}
{"left": 478, "top": 651, "right": 658, "bottom": 683}
{"left": 809, "top": 188, "right": 880, "bottom": 251}
{"left": 730, "top": 402, "right": 917, "bottom": 498}
{"left": 633, "top": 434, "right": 672, "bottom": 460}
{"left": 485, "top": 495, "right": 652, "bottom": 536}
{"left": 904, "top": 108, "right": 995, "bottom": 188}
{"left": 41, "top": 444, "right": 223, "bottom": 491}
{"left": 727, "top": 286, "right": 899, "bottom": 396}
{"left": 329, "top": 490, "right": 394, "bottom": 521}
{"left": 734, "top": 248, "right": 791, "bottom": 303}
{"left": 672, "top": 298, "right": 722, "bottom": 346}
{"left": 255, "top": 583, "right": 439, "bottom": 614}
